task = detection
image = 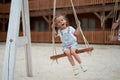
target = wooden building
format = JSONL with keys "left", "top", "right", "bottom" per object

{"left": 0, "top": 0, "right": 120, "bottom": 44}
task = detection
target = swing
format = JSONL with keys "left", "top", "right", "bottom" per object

{"left": 109, "top": 0, "right": 120, "bottom": 41}
{"left": 50, "top": 0, "right": 93, "bottom": 60}
{"left": 50, "top": 47, "right": 93, "bottom": 60}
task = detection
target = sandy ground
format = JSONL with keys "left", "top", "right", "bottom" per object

{"left": 0, "top": 42, "right": 120, "bottom": 80}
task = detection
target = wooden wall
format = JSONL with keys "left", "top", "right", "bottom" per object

{"left": 0, "top": 0, "right": 119, "bottom": 13}
{"left": 0, "top": 0, "right": 120, "bottom": 44}
{"left": 0, "top": 30, "right": 120, "bottom": 44}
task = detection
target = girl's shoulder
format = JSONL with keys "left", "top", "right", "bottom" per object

{"left": 68, "top": 26, "right": 75, "bottom": 30}
{"left": 68, "top": 26, "right": 72, "bottom": 28}
{"left": 67, "top": 26, "right": 72, "bottom": 29}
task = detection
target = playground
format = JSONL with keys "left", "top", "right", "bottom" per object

{"left": 0, "top": 0, "right": 120, "bottom": 80}
{"left": 0, "top": 42, "right": 120, "bottom": 80}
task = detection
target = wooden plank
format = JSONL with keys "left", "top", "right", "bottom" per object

{"left": 1, "top": 0, "right": 120, "bottom": 14}
{"left": 29, "top": 0, "right": 119, "bottom": 10}
{"left": 29, "top": 4, "right": 120, "bottom": 17}
{"left": 50, "top": 47, "right": 93, "bottom": 60}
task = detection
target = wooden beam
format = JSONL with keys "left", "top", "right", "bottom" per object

{"left": 100, "top": 11, "right": 105, "bottom": 27}
{"left": 93, "top": 12, "right": 101, "bottom": 20}
{"left": 43, "top": 16, "right": 49, "bottom": 23}
{"left": 50, "top": 47, "right": 93, "bottom": 60}
{"left": 94, "top": 10, "right": 114, "bottom": 28}
{"left": 105, "top": 10, "right": 114, "bottom": 21}
{"left": 1, "top": 3, "right": 120, "bottom": 17}
{"left": 93, "top": 11, "right": 105, "bottom": 27}
{"left": 29, "top": 4, "right": 120, "bottom": 17}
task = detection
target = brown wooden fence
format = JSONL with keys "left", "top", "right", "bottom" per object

{"left": 1, "top": 30, "right": 120, "bottom": 44}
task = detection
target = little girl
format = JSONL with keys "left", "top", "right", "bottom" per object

{"left": 51, "top": 14, "right": 87, "bottom": 75}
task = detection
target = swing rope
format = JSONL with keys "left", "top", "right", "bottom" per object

{"left": 52, "top": 0, "right": 56, "bottom": 55}
{"left": 70, "top": 0, "right": 90, "bottom": 49}
{"left": 51, "top": 0, "right": 58, "bottom": 63}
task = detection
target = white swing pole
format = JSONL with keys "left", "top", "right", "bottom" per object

{"left": 21, "top": 0, "right": 33, "bottom": 77}
{"left": 2, "top": 0, "right": 22, "bottom": 80}
{"left": 2, "top": 0, "right": 32, "bottom": 80}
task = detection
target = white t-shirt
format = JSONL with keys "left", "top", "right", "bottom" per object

{"left": 58, "top": 26, "right": 77, "bottom": 43}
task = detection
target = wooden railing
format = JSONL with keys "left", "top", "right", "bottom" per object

{"left": 0, "top": 0, "right": 119, "bottom": 13}
{"left": 80, "top": 30, "right": 120, "bottom": 44}
{"left": 1, "top": 30, "right": 120, "bottom": 44}
{"left": 31, "top": 32, "right": 51, "bottom": 43}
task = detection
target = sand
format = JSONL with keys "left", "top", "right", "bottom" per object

{"left": 0, "top": 42, "right": 120, "bottom": 80}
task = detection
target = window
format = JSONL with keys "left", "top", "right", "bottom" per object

{"left": 34, "top": 19, "right": 48, "bottom": 32}
{"left": 81, "top": 18, "right": 95, "bottom": 30}
{"left": 89, "top": 18, "right": 95, "bottom": 30}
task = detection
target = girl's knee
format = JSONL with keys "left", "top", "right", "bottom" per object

{"left": 70, "top": 49, "right": 76, "bottom": 55}
{"left": 71, "top": 52, "right": 76, "bottom": 56}
{"left": 64, "top": 51, "right": 71, "bottom": 56}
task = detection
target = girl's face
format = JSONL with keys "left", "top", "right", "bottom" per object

{"left": 56, "top": 16, "right": 67, "bottom": 30}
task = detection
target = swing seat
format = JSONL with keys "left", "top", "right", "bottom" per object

{"left": 50, "top": 47, "right": 93, "bottom": 60}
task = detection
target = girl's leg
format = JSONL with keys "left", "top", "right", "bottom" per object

{"left": 64, "top": 50, "right": 75, "bottom": 66}
{"left": 70, "top": 48, "right": 81, "bottom": 64}
{"left": 70, "top": 48, "right": 88, "bottom": 72}
{"left": 65, "top": 49, "right": 79, "bottom": 75}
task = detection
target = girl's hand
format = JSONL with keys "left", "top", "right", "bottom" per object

{"left": 51, "top": 23, "right": 55, "bottom": 29}
{"left": 77, "top": 20, "right": 81, "bottom": 26}
{"left": 51, "top": 23, "right": 58, "bottom": 37}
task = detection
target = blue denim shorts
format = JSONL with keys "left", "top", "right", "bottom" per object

{"left": 62, "top": 42, "right": 78, "bottom": 52}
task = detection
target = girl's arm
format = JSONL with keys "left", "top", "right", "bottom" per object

{"left": 51, "top": 24, "right": 59, "bottom": 38}
{"left": 74, "top": 20, "right": 81, "bottom": 36}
